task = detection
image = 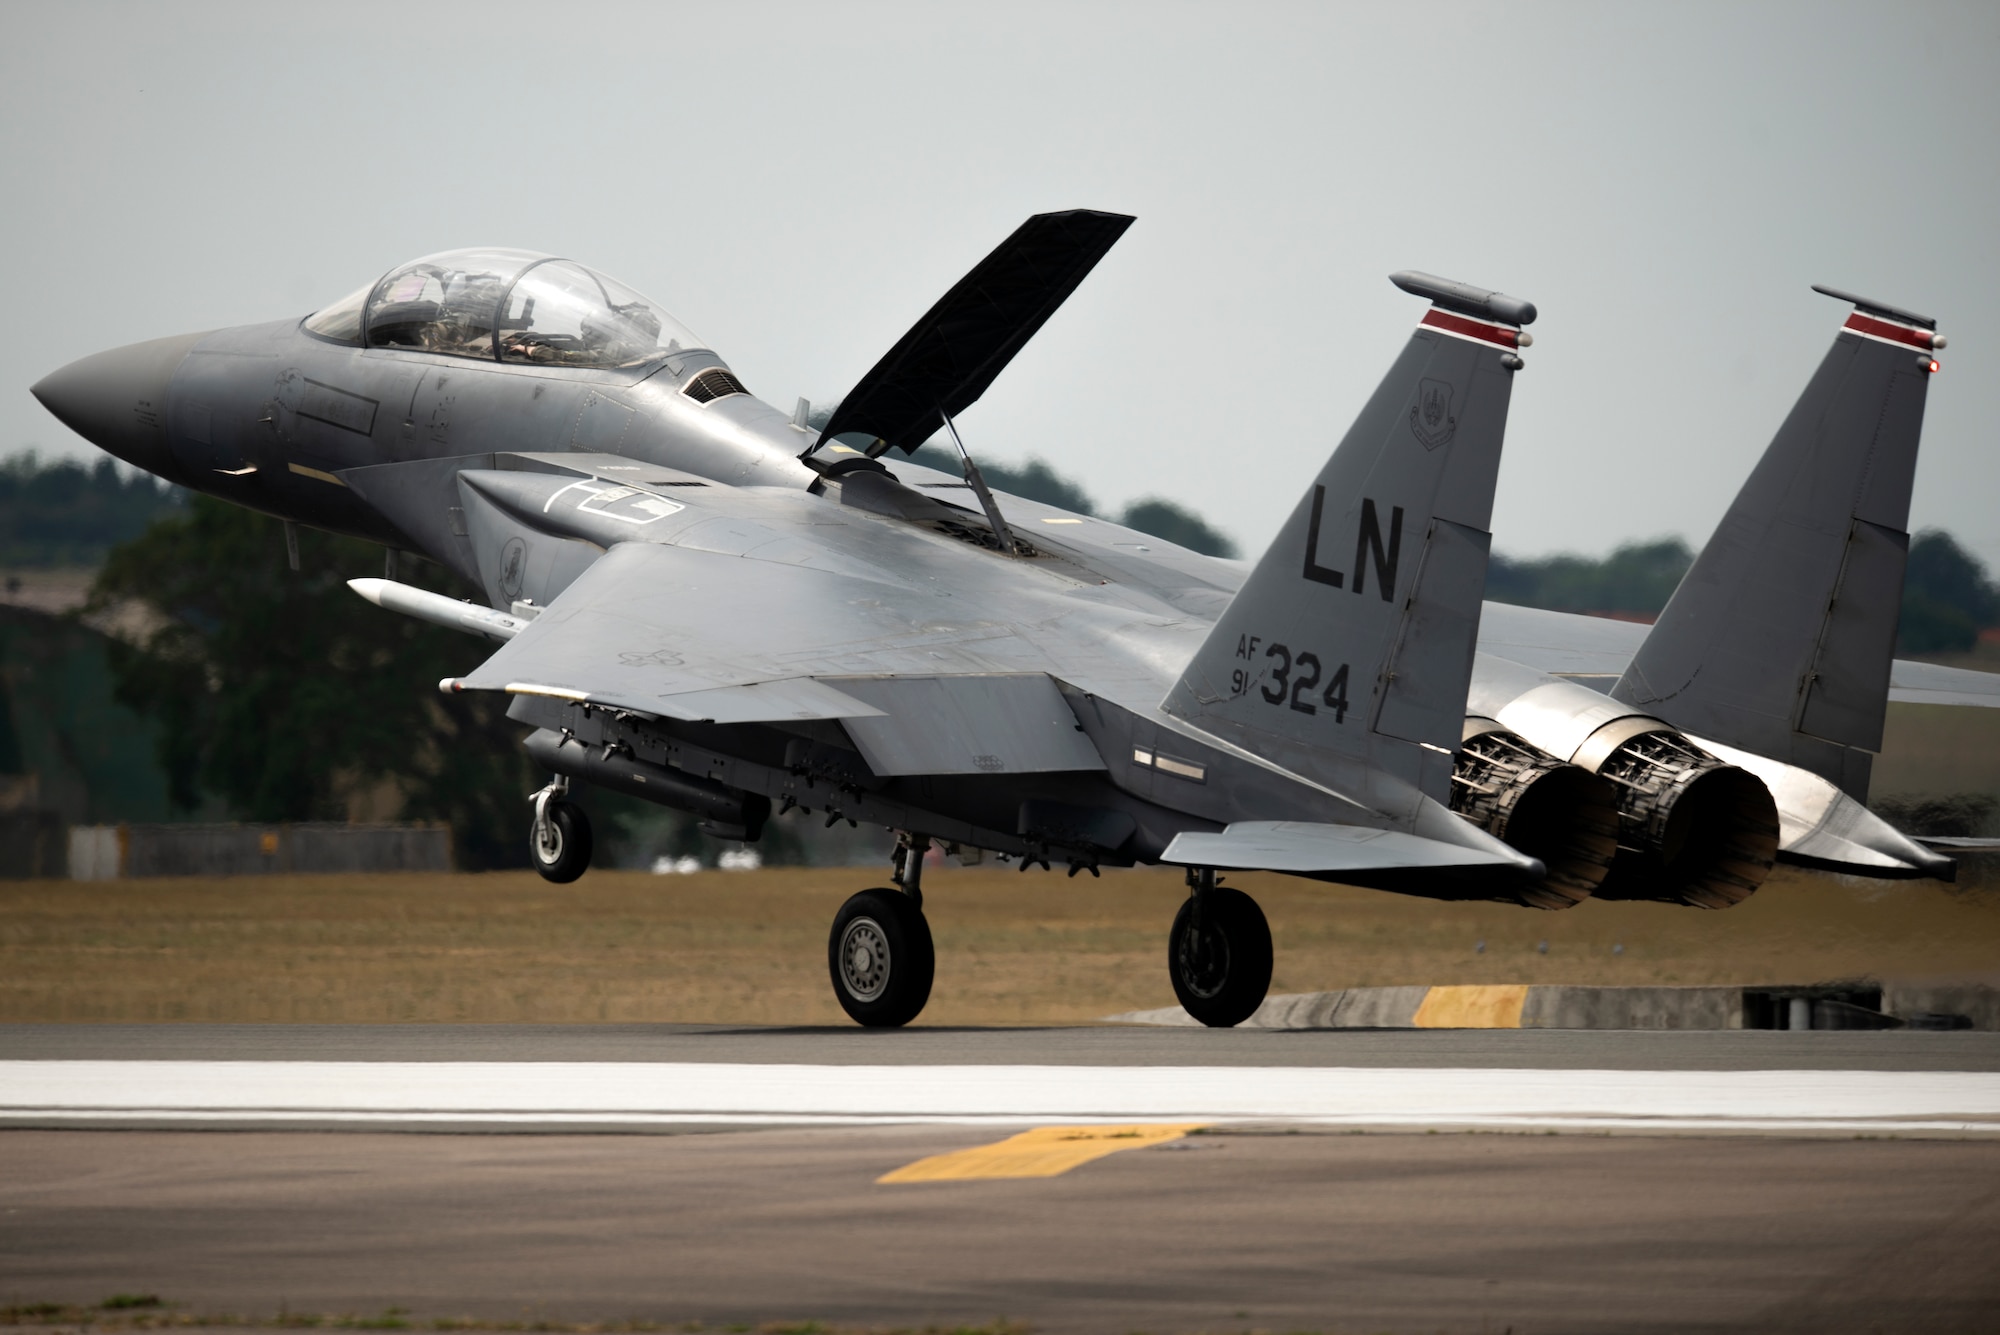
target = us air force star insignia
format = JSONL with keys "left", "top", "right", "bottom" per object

{"left": 1409, "top": 378, "right": 1456, "bottom": 450}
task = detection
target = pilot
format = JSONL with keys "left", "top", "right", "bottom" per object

{"left": 424, "top": 272, "right": 505, "bottom": 357}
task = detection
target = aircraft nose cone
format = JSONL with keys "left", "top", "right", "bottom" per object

{"left": 30, "top": 330, "right": 210, "bottom": 481}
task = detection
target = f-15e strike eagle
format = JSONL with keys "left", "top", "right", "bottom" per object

{"left": 33, "top": 211, "right": 2000, "bottom": 1027}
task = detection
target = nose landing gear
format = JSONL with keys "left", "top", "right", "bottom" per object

{"left": 827, "top": 834, "right": 935, "bottom": 1027}
{"left": 529, "top": 776, "right": 593, "bottom": 884}
{"left": 1168, "top": 869, "right": 1272, "bottom": 1028}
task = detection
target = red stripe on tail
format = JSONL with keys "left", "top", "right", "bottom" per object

{"left": 1844, "top": 311, "right": 1935, "bottom": 351}
{"left": 1420, "top": 308, "right": 1519, "bottom": 349}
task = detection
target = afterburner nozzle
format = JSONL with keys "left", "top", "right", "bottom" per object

{"left": 1452, "top": 721, "right": 1619, "bottom": 910}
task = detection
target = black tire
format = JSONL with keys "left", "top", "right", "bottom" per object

{"left": 530, "top": 801, "right": 592, "bottom": 884}
{"left": 1168, "top": 886, "right": 1273, "bottom": 1028}
{"left": 828, "top": 887, "right": 934, "bottom": 1028}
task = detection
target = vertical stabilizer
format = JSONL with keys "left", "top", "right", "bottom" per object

{"left": 1164, "top": 272, "right": 1531, "bottom": 812}
{"left": 1613, "top": 288, "right": 1943, "bottom": 799}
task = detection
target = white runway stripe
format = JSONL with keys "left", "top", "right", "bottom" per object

{"left": 3, "top": 1061, "right": 1999, "bottom": 1134}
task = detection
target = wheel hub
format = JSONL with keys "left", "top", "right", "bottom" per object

{"left": 1175, "top": 919, "right": 1230, "bottom": 1000}
{"left": 534, "top": 817, "right": 563, "bottom": 864}
{"left": 839, "top": 917, "right": 891, "bottom": 1001}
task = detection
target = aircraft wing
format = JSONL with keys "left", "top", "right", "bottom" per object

{"left": 1474, "top": 601, "right": 2000, "bottom": 708}
{"left": 452, "top": 537, "right": 1108, "bottom": 778}
{"left": 1887, "top": 659, "right": 2000, "bottom": 708}
{"left": 880, "top": 452, "right": 1243, "bottom": 617}
{"left": 1474, "top": 602, "right": 1649, "bottom": 679}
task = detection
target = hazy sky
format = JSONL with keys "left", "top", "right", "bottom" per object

{"left": 5, "top": 1, "right": 1995, "bottom": 567}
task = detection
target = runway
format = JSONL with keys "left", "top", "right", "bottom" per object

{"left": 5, "top": 1024, "right": 1999, "bottom": 1134}
{"left": 7, "top": 1059, "right": 2000, "bottom": 1134}
{"left": 6, "top": 1125, "right": 1998, "bottom": 1334}
{"left": 9, "top": 1021, "right": 2000, "bottom": 1067}
{"left": 5, "top": 1025, "right": 1999, "bottom": 1333}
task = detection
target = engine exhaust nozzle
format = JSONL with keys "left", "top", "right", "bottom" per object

{"left": 1452, "top": 720, "right": 1619, "bottom": 910}
{"left": 1578, "top": 722, "right": 1779, "bottom": 909}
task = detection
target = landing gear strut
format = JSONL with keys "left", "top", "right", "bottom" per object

{"left": 1168, "top": 868, "right": 1272, "bottom": 1028}
{"left": 827, "top": 834, "right": 935, "bottom": 1027}
{"left": 529, "top": 776, "right": 593, "bottom": 884}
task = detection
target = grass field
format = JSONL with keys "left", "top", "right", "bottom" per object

{"left": 2, "top": 865, "right": 1996, "bottom": 1025}
{"left": 1875, "top": 699, "right": 2000, "bottom": 807}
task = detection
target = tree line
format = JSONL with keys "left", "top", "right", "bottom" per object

{"left": 0, "top": 452, "right": 185, "bottom": 567}
{"left": 1485, "top": 531, "right": 1999, "bottom": 654}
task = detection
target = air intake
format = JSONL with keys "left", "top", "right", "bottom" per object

{"left": 682, "top": 368, "right": 748, "bottom": 403}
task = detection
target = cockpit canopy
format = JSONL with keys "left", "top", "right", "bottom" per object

{"left": 305, "top": 248, "right": 705, "bottom": 369}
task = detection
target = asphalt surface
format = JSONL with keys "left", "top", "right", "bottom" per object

{"left": 7, "top": 1022, "right": 2000, "bottom": 1069}
{"left": 4, "top": 1126, "right": 1996, "bottom": 1335}
{"left": 6, "top": 1024, "right": 1999, "bottom": 1333}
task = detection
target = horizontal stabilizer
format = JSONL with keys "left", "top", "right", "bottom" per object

{"left": 817, "top": 209, "right": 1134, "bottom": 455}
{"left": 1162, "top": 820, "right": 1543, "bottom": 876}
{"left": 1783, "top": 823, "right": 1958, "bottom": 880}
{"left": 1689, "top": 734, "right": 1956, "bottom": 880}
{"left": 1475, "top": 604, "right": 2000, "bottom": 709}
{"left": 1889, "top": 660, "right": 2000, "bottom": 708}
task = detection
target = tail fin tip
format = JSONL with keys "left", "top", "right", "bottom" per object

{"left": 1390, "top": 271, "right": 1537, "bottom": 327}
{"left": 1811, "top": 283, "right": 1938, "bottom": 334}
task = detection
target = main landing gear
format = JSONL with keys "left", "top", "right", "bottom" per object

{"left": 1168, "top": 869, "right": 1273, "bottom": 1028}
{"left": 529, "top": 777, "right": 593, "bottom": 884}
{"left": 828, "top": 834, "right": 935, "bottom": 1027}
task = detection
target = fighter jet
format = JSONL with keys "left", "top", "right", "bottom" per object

{"left": 29, "top": 212, "right": 1999, "bottom": 1028}
{"left": 33, "top": 211, "right": 1561, "bottom": 1026}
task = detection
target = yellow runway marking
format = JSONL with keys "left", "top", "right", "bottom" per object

{"left": 878, "top": 1123, "right": 1207, "bottom": 1183}
{"left": 1413, "top": 984, "right": 1530, "bottom": 1028}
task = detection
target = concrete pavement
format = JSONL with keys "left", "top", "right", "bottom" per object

{"left": 3, "top": 1126, "right": 1996, "bottom": 1334}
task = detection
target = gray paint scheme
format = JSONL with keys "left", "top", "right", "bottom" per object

{"left": 25, "top": 223, "right": 1997, "bottom": 898}
{"left": 30, "top": 220, "right": 1552, "bottom": 886}
{"left": 1612, "top": 301, "right": 1936, "bottom": 798}
{"left": 443, "top": 428, "right": 1537, "bottom": 878}
{"left": 1464, "top": 292, "right": 1962, "bottom": 879}
{"left": 1161, "top": 820, "right": 1531, "bottom": 874}
{"left": 831, "top": 676, "right": 1105, "bottom": 778}
{"left": 1165, "top": 319, "right": 1514, "bottom": 822}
